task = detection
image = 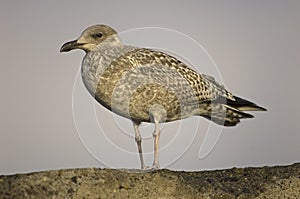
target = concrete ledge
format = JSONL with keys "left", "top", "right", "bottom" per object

{"left": 0, "top": 163, "right": 299, "bottom": 198}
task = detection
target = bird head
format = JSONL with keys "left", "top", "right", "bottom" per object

{"left": 60, "top": 25, "right": 119, "bottom": 53}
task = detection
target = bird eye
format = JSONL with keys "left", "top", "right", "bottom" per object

{"left": 93, "top": 33, "right": 103, "bottom": 38}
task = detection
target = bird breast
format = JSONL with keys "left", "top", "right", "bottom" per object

{"left": 81, "top": 45, "right": 200, "bottom": 122}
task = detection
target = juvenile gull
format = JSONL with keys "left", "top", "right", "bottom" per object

{"left": 60, "top": 25, "right": 266, "bottom": 169}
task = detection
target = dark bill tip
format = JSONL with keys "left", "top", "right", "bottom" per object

{"left": 60, "top": 40, "right": 81, "bottom": 52}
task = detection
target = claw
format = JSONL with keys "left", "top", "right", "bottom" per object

{"left": 141, "top": 165, "right": 159, "bottom": 171}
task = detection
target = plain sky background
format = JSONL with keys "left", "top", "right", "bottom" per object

{"left": 1, "top": 1, "right": 299, "bottom": 175}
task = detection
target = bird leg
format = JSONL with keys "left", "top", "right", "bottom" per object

{"left": 148, "top": 104, "right": 166, "bottom": 169}
{"left": 133, "top": 122, "right": 146, "bottom": 169}
{"left": 152, "top": 121, "right": 161, "bottom": 169}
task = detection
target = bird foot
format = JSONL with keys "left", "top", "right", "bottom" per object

{"left": 141, "top": 163, "right": 160, "bottom": 171}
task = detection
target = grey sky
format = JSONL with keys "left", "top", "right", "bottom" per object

{"left": 1, "top": 1, "right": 299, "bottom": 174}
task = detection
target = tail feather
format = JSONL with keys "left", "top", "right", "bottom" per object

{"left": 214, "top": 95, "right": 267, "bottom": 111}
{"left": 199, "top": 104, "right": 254, "bottom": 126}
{"left": 199, "top": 96, "right": 266, "bottom": 126}
{"left": 228, "top": 96, "right": 267, "bottom": 111}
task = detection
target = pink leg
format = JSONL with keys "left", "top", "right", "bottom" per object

{"left": 133, "top": 122, "right": 146, "bottom": 169}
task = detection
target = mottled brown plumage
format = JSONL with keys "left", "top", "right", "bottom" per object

{"left": 61, "top": 25, "right": 266, "bottom": 169}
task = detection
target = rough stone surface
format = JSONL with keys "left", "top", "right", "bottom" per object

{"left": 0, "top": 163, "right": 299, "bottom": 198}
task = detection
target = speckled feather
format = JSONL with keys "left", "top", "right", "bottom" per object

{"left": 65, "top": 25, "right": 266, "bottom": 126}
{"left": 82, "top": 46, "right": 247, "bottom": 124}
{"left": 61, "top": 25, "right": 266, "bottom": 169}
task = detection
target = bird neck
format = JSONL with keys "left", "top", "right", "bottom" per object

{"left": 81, "top": 39, "right": 134, "bottom": 98}
{"left": 97, "top": 34, "right": 123, "bottom": 49}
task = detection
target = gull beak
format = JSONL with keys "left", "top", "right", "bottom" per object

{"left": 60, "top": 40, "right": 84, "bottom": 52}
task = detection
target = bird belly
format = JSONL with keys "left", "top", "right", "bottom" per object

{"left": 94, "top": 78, "right": 199, "bottom": 123}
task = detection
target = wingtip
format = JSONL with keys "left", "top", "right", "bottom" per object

{"left": 238, "top": 106, "right": 267, "bottom": 112}
{"left": 252, "top": 105, "right": 267, "bottom": 111}
{"left": 259, "top": 107, "right": 267, "bottom": 111}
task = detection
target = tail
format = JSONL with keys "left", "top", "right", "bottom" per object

{"left": 200, "top": 96, "right": 266, "bottom": 126}
{"left": 226, "top": 96, "right": 267, "bottom": 111}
